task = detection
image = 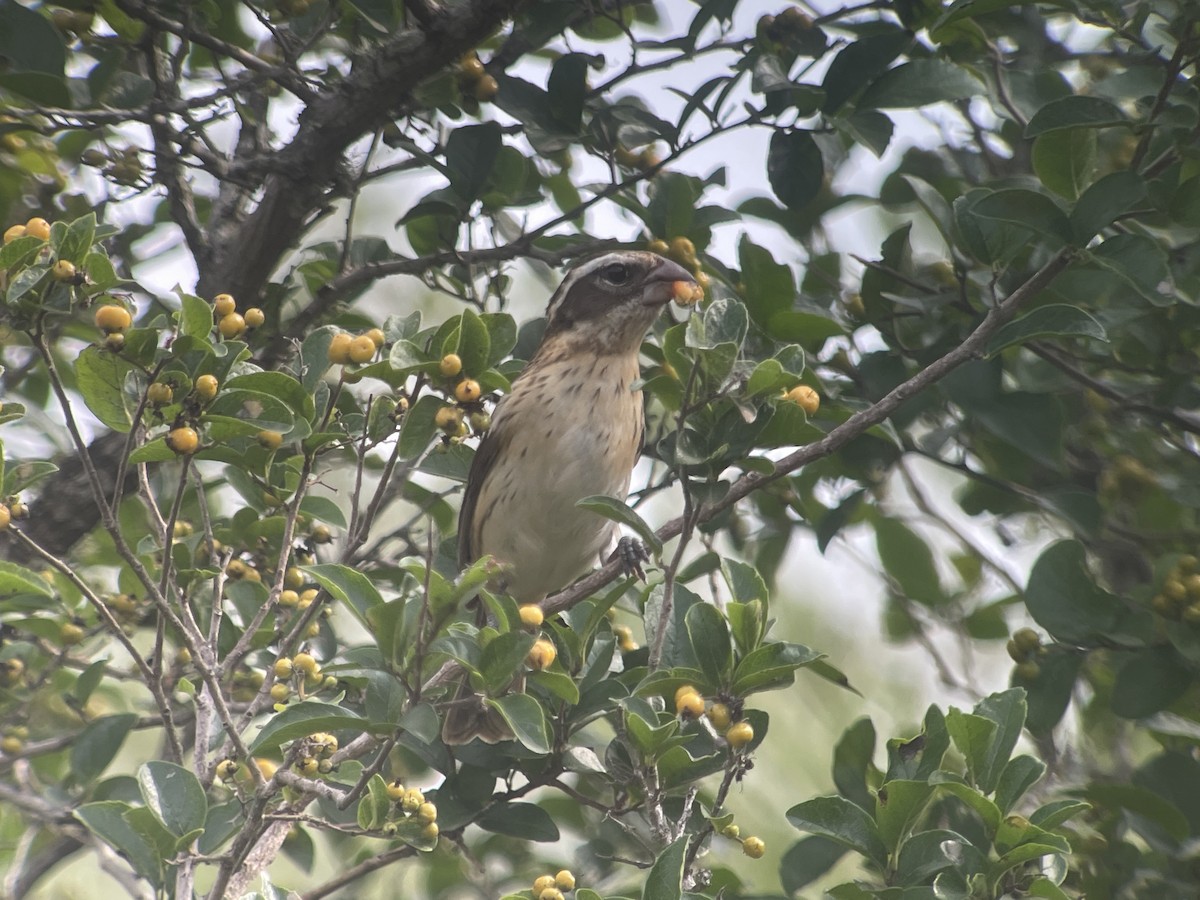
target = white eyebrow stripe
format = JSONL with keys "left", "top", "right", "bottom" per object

{"left": 544, "top": 252, "right": 634, "bottom": 320}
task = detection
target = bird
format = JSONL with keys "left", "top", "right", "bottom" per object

{"left": 440, "top": 250, "right": 697, "bottom": 744}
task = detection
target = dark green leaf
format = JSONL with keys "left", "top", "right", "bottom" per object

{"left": 75, "top": 802, "right": 163, "bottom": 886}
{"left": 0, "top": 561, "right": 54, "bottom": 598}
{"left": 71, "top": 713, "right": 138, "bottom": 784}
{"left": 1025, "top": 95, "right": 1128, "bottom": 137}
{"left": 786, "top": 796, "right": 889, "bottom": 869}
{"left": 444, "top": 123, "right": 503, "bottom": 202}
{"left": 858, "top": 60, "right": 982, "bottom": 109}
{"left": 995, "top": 754, "right": 1046, "bottom": 814}
{"left": 970, "top": 189, "right": 1070, "bottom": 244}
{"left": 874, "top": 517, "right": 944, "bottom": 605}
{"left": 986, "top": 304, "right": 1107, "bottom": 355}
{"left": 685, "top": 602, "right": 733, "bottom": 686}
{"left": 248, "top": 701, "right": 367, "bottom": 754}
{"left": 479, "top": 631, "right": 537, "bottom": 695}
{"left": 876, "top": 779, "right": 935, "bottom": 852}
{"left": 137, "top": 761, "right": 207, "bottom": 837}
{"left": 833, "top": 718, "right": 877, "bottom": 812}
{"left": 491, "top": 692, "right": 551, "bottom": 754}
{"left": 75, "top": 346, "right": 136, "bottom": 433}
{"left": 476, "top": 801, "right": 559, "bottom": 841}
{"left": 767, "top": 130, "right": 823, "bottom": 211}
{"left": 1070, "top": 171, "right": 1147, "bottom": 241}
{"left": 1032, "top": 128, "right": 1096, "bottom": 201}
{"left": 1111, "top": 648, "right": 1191, "bottom": 719}
{"left": 731, "top": 641, "right": 822, "bottom": 695}
{"left": 643, "top": 835, "right": 687, "bottom": 900}
{"left": 576, "top": 495, "right": 662, "bottom": 554}
{"left": 781, "top": 835, "right": 849, "bottom": 893}
{"left": 1025, "top": 541, "right": 1144, "bottom": 645}
{"left": 821, "top": 30, "right": 911, "bottom": 113}
{"left": 302, "top": 563, "right": 383, "bottom": 627}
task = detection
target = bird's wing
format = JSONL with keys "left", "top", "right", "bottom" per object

{"left": 457, "top": 393, "right": 513, "bottom": 567}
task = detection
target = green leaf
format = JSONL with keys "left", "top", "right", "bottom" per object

{"left": 731, "top": 641, "right": 822, "bottom": 695}
{"left": 876, "top": 779, "right": 935, "bottom": 852}
{"left": 75, "top": 802, "right": 164, "bottom": 887}
{"left": 301, "top": 563, "right": 383, "bottom": 628}
{"left": 895, "top": 829, "right": 984, "bottom": 885}
{"left": 738, "top": 235, "right": 795, "bottom": 327}
{"left": 994, "top": 754, "right": 1046, "bottom": 814}
{"left": 643, "top": 835, "right": 687, "bottom": 900}
{"left": 786, "top": 796, "right": 889, "bottom": 869}
{"left": 820, "top": 30, "right": 911, "bottom": 114}
{"left": 0, "top": 3, "right": 66, "bottom": 76}
{"left": 945, "top": 710, "right": 996, "bottom": 790}
{"left": 248, "top": 701, "right": 367, "bottom": 754}
{"left": 780, "top": 836, "right": 849, "bottom": 893}
{"left": 398, "top": 394, "right": 443, "bottom": 459}
{"left": 1032, "top": 128, "right": 1096, "bottom": 201}
{"left": 75, "top": 345, "right": 136, "bottom": 432}
{"left": 71, "top": 713, "right": 138, "bottom": 784}
{"left": 1088, "top": 233, "right": 1173, "bottom": 305}
{"left": 137, "top": 761, "right": 207, "bottom": 838}
{"left": 685, "top": 602, "right": 733, "bottom": 686}
{"left": 491, "top": 693, "right": 550, "bottom": 754}
{"left": 1025, "top": 541, "right": 1143, "bottom": 645}
{"left": 178, "top": 291, "right": 213, "bottom": 339}
{"left": 444, "top": 123, "right": 503, "bottom": 202}
{"left": 1029, "top": 799, "right": 1090, "bottom": 830}
{"left": 479, "top": 631, "right": 537, "bottom": 695}
{"left": 970, "top": 189, "right": 1071, "bottom": 244}
{"left": 1025, "top": 95, "right": 1127, "bottom": 137}
{"left": 767, "top": 130, "right": 823, "bottom": 211}
{"left": 833, "top": 718, "right": 877, "bottom": 813}
{"left": 547, "top": 53, "right": 588, "bottom": 132}
{"left": 1082, "top": 783, "right": 1188, "bottom": 840}
{"left": 1070, "top": 171, "right": 1147, "bottom": 241}
{"left": 858, "top": 59, "right": 982, "bottom": 109}
{"left": 932, "top": 776, "right": 1002, "bottom": 833}
{"left": 576, "top": 495, "right": 662, "bottom": 554}
{"left": 476, "top": 801, "right": 559, "bottom": 841}
{"left": 1111, "top": 647, "right": 1191, "bottom": 719}
{"left": 447, "top": 307, "right": 492, "bottom": 379}
{"left": 972, "top": 689, "right": 1028, "bottom": 794}
{"left": 986, "top": 304, "right": 1107, "bottom": 355}
{"left": 874, "top": 517, "right": 944, "bottom": 605}
{"left": 0, "top": 561, "right": 55, "bottom": 598}
{"left": 226, "top": 372, "right": 315, "bottom": 422}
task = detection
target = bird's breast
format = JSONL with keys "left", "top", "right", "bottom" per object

{"left": 473, "top": 352, "right": 644, "bottom": 601}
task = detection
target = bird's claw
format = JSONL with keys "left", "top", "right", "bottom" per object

{"left": 613, "top": 536, "right": 651, "bottom": 582}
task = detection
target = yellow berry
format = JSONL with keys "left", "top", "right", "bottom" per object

{"left": 784, "top": 385, "right": 820, "bottom": 416}
{"left": 298, "top": 756, "right": 318, "bottom": 776}
{"left": 292, "top": 652, "right": 320, "bottom": 677}
{"left": 195, "top": 374, "right": 219, "bottom": 401}
{"left": 166, "top": 426, "right": 200, "bottom": 455}
{"left": 417, "top": 801, "right": 438, "bottom": 823}
{"left": 555, "top": 870, "right": 576, "bottom": 891}
{"left": 60, "top": 621, "right": 85, "bottom": 645}
{"left": 435, "top": 405, "right": 463, "bottom": 433}
{"left": 3, "top": 224, "right": 26, "bottom": 244}
{"left": 721, "top": 823, "right": 741, "bottom": 839}
{"left": 459, "top": 55, "right": 485, "bottom": 80}
{"left": 674, "top": 684, "right": 699, "bottom": 705}
{"left": 420, "top": 821, "right": 439, "bottom": 842}
{"left": 647, "top": 238, "right": 670, "bottom": 255}
{"left": 311, "top": 524, "right": 333, "bottom": 544}
{"left": 257, "top": 430, "right": 284, "bottom": 450}
{"left": 213, "top": 293, "right": 236, "bottom": 317}
{"left": 273, "top": 657, "right": 294, "bottom": 679}
{"left": 147, "top": 382, "right": 173, "bottom": 405}
{"left": 2, "top": 736, "right": 24, "bottom": 755}
{"left": 472, "top": 74, "right": 499, "bottom": 101}
{"left": 533, "top": 875, "right": 557, "bottom": 894}
{"left": 668, "top": 236, "right": 696, "bottom": 265}
{"left": 726, "top": 720, "right": 754, "bottom": 749}
{"left": 254, "top": 758, "right": 278, "bottom": 780}
{"left": 439, "top": 353, "right": 463, "bottom": 377}
{"left": 94, "top": 304, "right": 132, "bottom": 333}
{"left": 672, "top": 279, "right": 700, "bottom": 306}
{"left": 455, "top": 379, "right": 482, "bottom": 403}
{"left": 347, "top": 334, "right": 376, "bottom": 364}
{"left": 104, "top": 332, "right": 126, "bottom": 351}
{"left": 218, "top": 312, "right": 246, "bottom": 339}
{"left": 328, "top": 332, "right": 353, "bottom": 364}
{"left": 52, "top": 259, "right": 77, "bottom": 281}
{"left": 270, "top": 682, "right": 290, "bottom": 702}
{"left": 279, "top": 589, "right": 299, "bottom": 607}
{"left": 402, "top": 787, "right": 425, "bottom": 813}
{"left": 539, "top": 891, "right": 564, "bottom": 900}
{"left": 0, "top": 506, "right": 10, "bottom": 531}
{"left": 299, "top": 588, "right": 319, "bottom": 608}
{"left": 707, "top": 702, "right": 732, "bottom": 732}
{"left": 742, "top": 835, "right": 766, "bottom": 858}
{"left": 24, "top": 217, "right": 51, "bottom": 241}
{"left": 365, "top": 328, "right": 386, "bottom": 349}
{"left": 675, "top": 689, "right": 704, "bottom": 718}
{"left": 519, "top": 604, "right": 545, "bottom": 629}
{"left": 386, "top": 781, "right": 406, "bottom": 801}
{"left": 526, "top": 638, "right": 557, "bottom": 671}
{"left": 216, "top": 759, "right": 240, "bottom": 781}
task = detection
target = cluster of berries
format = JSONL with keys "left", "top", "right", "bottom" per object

{"left": 673, "top": 684, "right": 755, "bottom": 750}
{"left": 646, "top": 236, "right": 708, "bottom": 304}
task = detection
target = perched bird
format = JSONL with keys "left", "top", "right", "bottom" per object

{"left": 441, "top": 250, "right": 697, "bottom": 744}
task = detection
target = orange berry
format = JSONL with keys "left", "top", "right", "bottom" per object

{"left": 348, "top": 334, "right": 377, "bottom": 363}
{"left": 454, "top": 379, "right": 482, "bottom": 403}
{"left": 434, "top": 406, "right": 463, "bottom": 433}
{"left": 365, "top": 328, "right": 386, "bottom": 349}
{"left": 24, "top": 217, "right": 51, "bottom": 241}
{"left": 519, "top": 604, "right": 544, "bottom": 629}
{"left": 784, "top": 385, "right": 820, "bottom": 415}
{"left": 52, "top": 260, "right": 77, "bottom": 281}
{"left": 472, "top": 74, "right": 499, "bottom": 101}
{"left": 439, "top": 353, "right": 462, "bottom": 377}
{"left": 146, "top": 382, "right": 173, "bottom": 405}
{"left": 257, "top": 430, "right": 283, "bottom": 450}
{"left": 526, "top": 638, "right": 557, "bottom": 670}
{"left": 328, "top": 332, "right": 353, "bottom": 364}
{"left": 3, "top": 224, "right": 26, "bottom": 244}
{"left": 166, "top": 426, "right": 200, "bottom": 455}
{"left": 707, "top": 702, "right": 732, "bottom": 731}
{"left": 244, "top": 307, "right": 265, "bottom": 328}
{"left": 218, "top": 313, "right": 246, "bottom": 339}
{"left": 726, "top": 720, "right": 754, "bottom": 749}
{"left": 676, "top": 690, "right": 704, "bottom": 718}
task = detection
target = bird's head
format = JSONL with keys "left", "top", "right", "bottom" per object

{"left": 540, "top": 251, "right": 697, "bottom": 355}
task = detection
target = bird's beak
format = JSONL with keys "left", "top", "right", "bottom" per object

{"left": 641, "top": 256, "right": 697, "bottom": 307}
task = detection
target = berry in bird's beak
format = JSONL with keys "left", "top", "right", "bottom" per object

{"left": 642, "top": 255, "right": 697, "bottom": 306}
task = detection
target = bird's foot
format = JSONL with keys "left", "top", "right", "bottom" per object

{"left": 612, "top": 536, "right": 651, "bottom": 582}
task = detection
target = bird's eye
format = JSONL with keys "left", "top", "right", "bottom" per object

{"left": 602, "top": 263, "right": 631, "bottom": 284}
